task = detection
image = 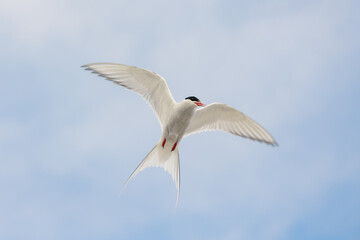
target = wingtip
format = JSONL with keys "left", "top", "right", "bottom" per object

{"left": 271, "top": 140, "right": 279, "bottom": 147}
{"left": 261, "top": 139, "right": 278, "bottom": 147}
{"left": 81, "top": 62, "right": 130, "bottom": 70}
{"left": 81, "top": 64, "right": 93, "bottom": 71}
{"left": 265, "top": 140, "right": 278, "bottom": 147}
{"left": 81, "top": 63, "right": 94, "bottom": 68}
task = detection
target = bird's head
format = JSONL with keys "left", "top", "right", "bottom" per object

{"left": 185, "top": 96, "right": 205, "bottom": 107}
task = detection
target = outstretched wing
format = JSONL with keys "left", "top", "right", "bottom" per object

{"left": 82, "top": 63, "right": 176, "bottom": 130}
{"left": 184, "top": 103, "right": 277, "bottom": 146}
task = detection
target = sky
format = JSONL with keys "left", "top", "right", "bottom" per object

{"left": 1, "top": 0, "right": 359, "bottom": 239}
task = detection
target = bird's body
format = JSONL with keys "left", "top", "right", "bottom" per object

{"left": 162, "top": 99, "right": 197, "bottom": 152}
{"left": 82, "top": 63, "right": 277, "bottom": 205}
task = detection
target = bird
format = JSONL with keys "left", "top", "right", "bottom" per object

{"left": 82, "top": 63, "right": 277, "bottom": 205}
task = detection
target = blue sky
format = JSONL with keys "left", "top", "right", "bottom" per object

{"left": 1, "top": 0, "right": 359, "bottom": 239}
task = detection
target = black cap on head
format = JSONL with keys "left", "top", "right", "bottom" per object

{"left": 185, "top": 96, "right": 200, "bottom": 102}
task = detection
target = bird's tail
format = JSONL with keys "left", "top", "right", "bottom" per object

{"left": 121, "top": 143, "right": 180, "bottom": 206}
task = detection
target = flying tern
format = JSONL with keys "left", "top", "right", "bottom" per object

{"left": 82, "top": 63, "right": 277, "bottom": 205}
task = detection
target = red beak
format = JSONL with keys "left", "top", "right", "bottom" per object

{"left": 195, "top": 102, "right": 206, "bottom": 107}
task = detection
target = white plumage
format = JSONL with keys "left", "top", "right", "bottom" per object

{"left": 82, "top": 63, "right": 277, "bottom": 206}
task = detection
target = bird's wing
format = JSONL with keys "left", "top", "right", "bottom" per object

{"left": 82, "top": 63, "right": 176, "bottom": 130}
{"left": 184, "top": 103, "right": 277, "bottom": 146}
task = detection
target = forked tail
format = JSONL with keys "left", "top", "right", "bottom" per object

{"left": 121, "top": 143, "right": 180, "bottom": 206}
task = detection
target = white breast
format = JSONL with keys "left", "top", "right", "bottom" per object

{"left": 163, "top": 100, "right": 197, "bottom": 142}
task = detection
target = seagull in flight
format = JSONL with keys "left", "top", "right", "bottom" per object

{"left": 82, "top": 63, "right": 277, "bottom": 205}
